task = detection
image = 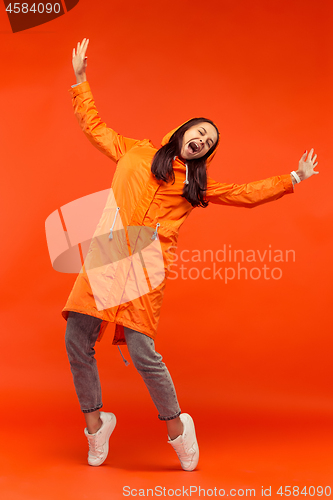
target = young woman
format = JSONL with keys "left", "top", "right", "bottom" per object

{"left": 63, "top": 38, "right": 319, "bottom": 471}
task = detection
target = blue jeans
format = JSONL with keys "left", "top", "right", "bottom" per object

{"left": 65, "top": 311, "right": 181, "bottom": 421}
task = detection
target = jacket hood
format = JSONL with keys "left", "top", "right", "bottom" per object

{"left": 161, "top": 118, "right": 220, "bottom": 167}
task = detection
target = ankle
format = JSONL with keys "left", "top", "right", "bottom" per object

{"left": 87, "top": 417, "right": 103, "bottom": 435}
{"left": 167, "top": 418, "right": 184, "bottom": 440}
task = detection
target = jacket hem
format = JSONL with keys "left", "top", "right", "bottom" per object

{"left": 113, "top": 319, "right": 156, "bottom": 343}
{"left": 61, "top": 308, "right": 157, "bottom": 344}
{"left": 61, "top": 307, "right": 105, "bottom": 322}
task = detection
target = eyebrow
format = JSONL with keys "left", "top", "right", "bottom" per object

{"left": 200, "top": 127, "right": 214, "bottom": 147}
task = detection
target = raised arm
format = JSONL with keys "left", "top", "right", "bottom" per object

{"left": 70, "top": 38, "right": 141, "bottom": 163}
{"left": 205, "top": 149, "right": 319, "bottom": 207}
{"left": 205, "top": 174, "right": 294, "bottom": 207}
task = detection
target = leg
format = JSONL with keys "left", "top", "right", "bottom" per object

{"left": 85, "top": 409, "right": 103, "bottom": 434}
{"left": 65, "top": 312, "right": 117, "bottom": 466}
{"left": 123, "top": 327, "right": 182, "bottom": 428}
{"left": 166, "top": 417, "right": 184, "bottom": 440}
{"left": 65, "top": 311, "right": 104, "bottom": 432}
{"left": 123, "top": 326, "right": 199, "bottom": 471}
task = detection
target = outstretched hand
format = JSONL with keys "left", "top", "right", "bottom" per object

{"left": 297, "top": 148, "right": 319, "bottom": 181}
{"left": 72, "top": 38, "right": 89, "bottom": 84}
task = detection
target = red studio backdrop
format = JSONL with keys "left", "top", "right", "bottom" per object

{"left": 1, "top": 1, "right": 333, "bottom": 498}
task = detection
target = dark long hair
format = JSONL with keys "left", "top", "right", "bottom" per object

{"left": 151, "top": 118, "right": 219, "bottom": 208}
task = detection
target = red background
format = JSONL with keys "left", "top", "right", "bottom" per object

{"left": 1, "top": 0, "right": 332, "bottom": 498}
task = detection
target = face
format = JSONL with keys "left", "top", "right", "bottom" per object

{"left": 180, "top": 121, "right": 218, "bottom": 161}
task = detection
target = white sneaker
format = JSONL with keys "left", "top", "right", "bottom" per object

{"left": 168, "top": 413, "right": 199, "bottom": 471}
{"left": 84, "top": 412, "right": 117, "bottom": 466}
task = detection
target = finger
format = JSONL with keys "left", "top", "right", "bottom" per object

{"left": 308, "top": 148, "right": 315, "bottom": 160}
{"left": 83, "top": 38, "right": 89, "bottom": 53}
{"left": 78, "top": 40, "right": 84, "bottom": 55}
{"left": 77, "top": 41, "right": 80, "bottom": 53}
{"left": 80, "top": 38, "right": 87, "bottom": 54}
{"left": 72, "top": 48, "right": 75, "bottom": 58}
{"left": 82, "top": 38, "right": 89, "bottom": 58}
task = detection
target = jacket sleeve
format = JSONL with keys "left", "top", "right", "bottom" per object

{"left": 69, "top": 81, "right": 141, "bottom": 163}
{"left": 205, "top": 174, "right": 294, "bottom": 208}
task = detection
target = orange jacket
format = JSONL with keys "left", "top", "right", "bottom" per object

{"left": 61, "top": 81, "right": 294, "bottom": 345}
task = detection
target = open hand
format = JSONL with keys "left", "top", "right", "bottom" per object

{"left": 297, "top": 148, "right": 319, "bottom": 181}
{"left": 72, "top": 38, "right": 89, "bottom": 84}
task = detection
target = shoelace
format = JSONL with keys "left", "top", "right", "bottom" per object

{"left": 87, "top": 434, "right": 98, "bottom": 451}
{"left": 87, "top": 433, "right": 103, "bottom": 456}
{"left": 109, "top": 207, "right": 120, "bottom": 240}
{"left": 174, "top": 440, "right": 196, "bottom": 462}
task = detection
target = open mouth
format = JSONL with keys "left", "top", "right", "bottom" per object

{"left": 188, "top": 141, "right": 201, "bottom": 154}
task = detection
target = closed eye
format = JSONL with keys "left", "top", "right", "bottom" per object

{"left": 199, "top": 128, "right": 213, "bottom": 148}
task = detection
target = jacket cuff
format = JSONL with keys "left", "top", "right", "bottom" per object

{"left": 68, "top": 81, "right": 91, "bottom": 96}
{"left": 281, "top": 173, "right": 294, "bottom": 194}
